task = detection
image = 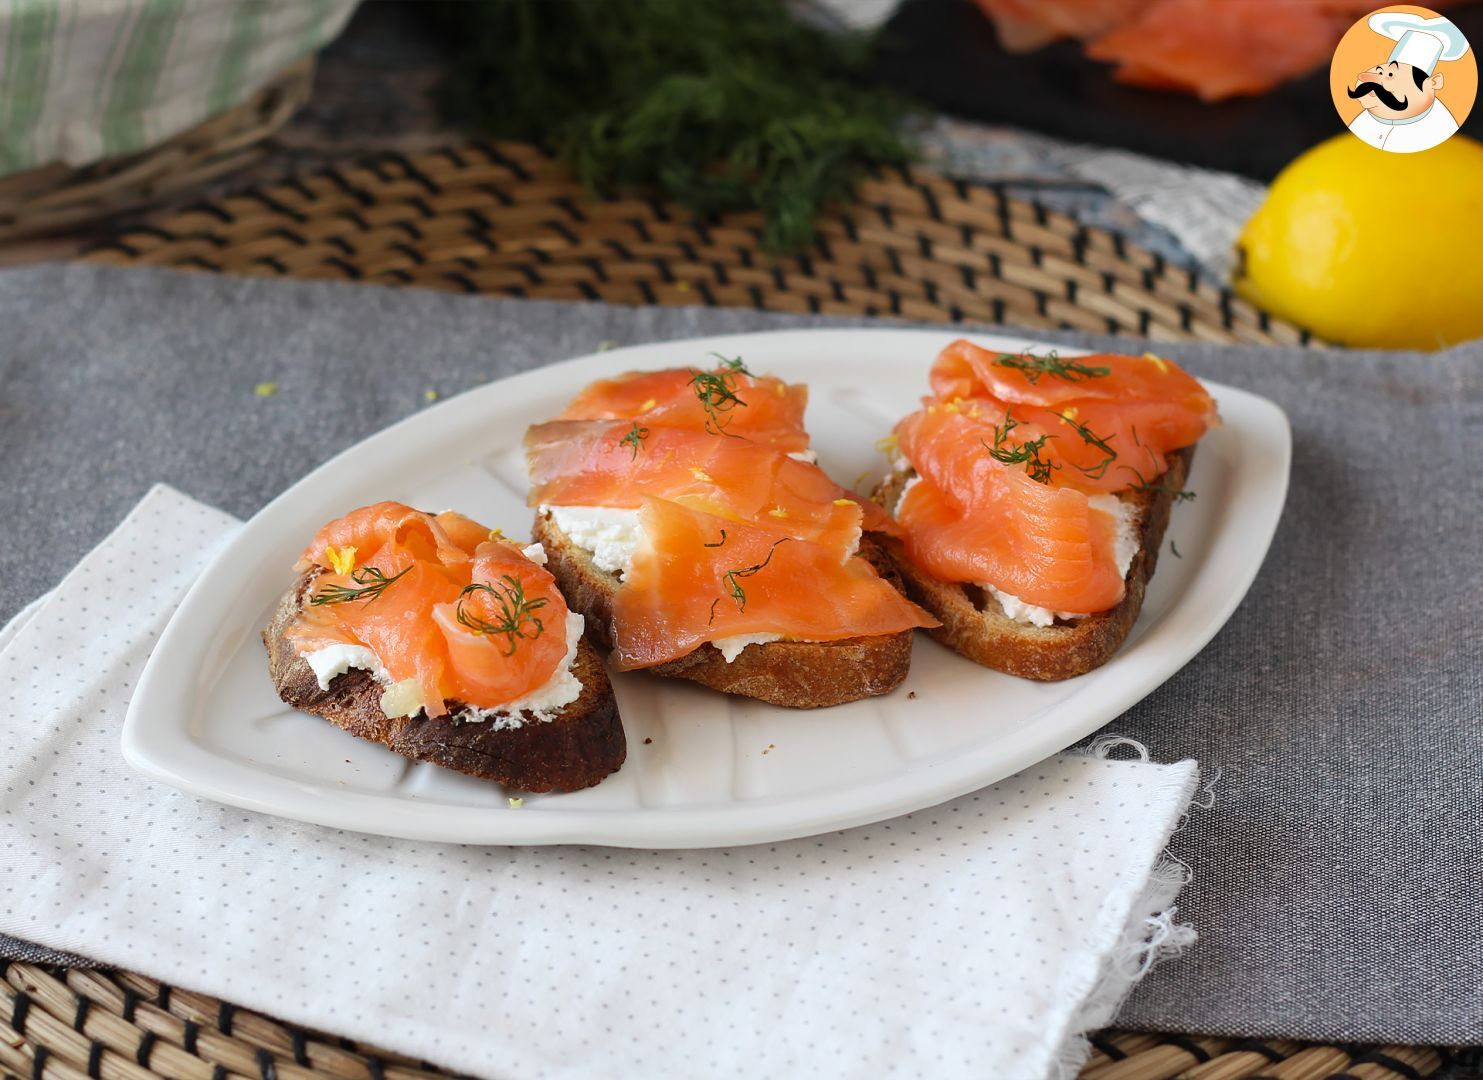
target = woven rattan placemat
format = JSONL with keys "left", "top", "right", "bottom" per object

{"left": 42, "top": 141, "right": 1469, "bottom": 1080}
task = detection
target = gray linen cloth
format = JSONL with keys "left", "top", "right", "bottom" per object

{"left": 0, "top": 264, "right": 1478, "bottom": 1044}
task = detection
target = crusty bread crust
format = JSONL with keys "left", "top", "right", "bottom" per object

{"left": 869, "top": 446, "right": 1195, "bottom": 681}
{"left": 530, "top": 512, "right": 915, "bottom": 708}
{"left": 263, "top": 571, "right": 626, "bottom": 792}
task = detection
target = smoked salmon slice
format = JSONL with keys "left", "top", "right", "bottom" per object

{"left": 526, "top": 419, "right": 890, "bottom": 548}
{"left": 288, "top": 502, "right": 572, "bottom": 718}
{"left": 889, "top": 340, "right": 1215, "bottom": 615}
{"left": 557, "top": 361, "right": 810, "bottom": 452}
{"left": 612, "top": 498, "right": 936, "bottom": 671}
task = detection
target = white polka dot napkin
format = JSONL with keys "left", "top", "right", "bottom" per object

{"left": 0, "top": 486, "right": 1201, "bottom": 1080}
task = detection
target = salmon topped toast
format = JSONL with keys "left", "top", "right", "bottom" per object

{"left": 528, "top": 356, "right": 937, "bottom": 708}
{"left": 873, "top": 340, "right": 1217, "bottom": 680}
{"left": 263, "top": 501, "right": 625, "bottom": 792}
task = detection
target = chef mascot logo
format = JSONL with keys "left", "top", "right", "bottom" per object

{"left": 1332, "top": 7, "right": 1476, "bottom": 153}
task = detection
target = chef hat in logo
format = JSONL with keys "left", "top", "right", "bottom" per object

{"left": 1368, "top": 12, "right": 1470, "bottom": 75}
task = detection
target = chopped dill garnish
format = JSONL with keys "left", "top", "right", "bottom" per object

{"left": 994, "top": 350, "right": 1111, "bottom": 385}
{"left": 619, "top": 420, "right": 650, "bottom": 460}
{"left": 1169, "top": 540, "right": 1183, "bottom": 559}
{"left": 456, "top": 574, "right": 549, "bottom": 656}
{"left": 1058, "top": 413, "right": 1118, "bottom": 480}
{"left": 982, "top": 412, "right": 1056, "bottom": 485}
{"left": 310, "top": 565, "right": 410, "bottom": 607}
{"left": 709, "top": 353, "right": 753, "bottom": 377}
{"left": 708, "top": 598, "right": 721, "bottom": 626}
{"left": 722, "top": 538, "right": 790, "bottom": 614}
{"left": 704, "top": 529, "right": 728, "bottom": 548}
{"left": 689, "top": 358, "right": 752, "bottom": 437}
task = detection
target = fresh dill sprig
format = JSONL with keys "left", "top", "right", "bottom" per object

{"left": 709, "top": 353, "right": 753, "bottom": 377}
{"left": 982, "top": 412, "right": 1056, "bottom": 485}
{"left": 722, "top": 538, "right": 790, "bottom": 614}
{"left": 704, "top": 529, "right": 728, "bottom": 548}
{"left": 994, "top": 350, "right": 1111, "bottom": 385}
{"left": 619, "top": 420, "right": 650, "bottom": 460}
{"left": 689, "top": 362, "right": 751, "bottom": 437}
{"left": 1058, "top": 413, "right": 1118, "bottom": 480}
{"left": 431, "top": 0, "right": 915, "bottom": 253}
{"left": 456, "top": 574, "right": 549, "bottom": 657}
{"left": 310, "top": 565, "right": 410, "bottom": 607}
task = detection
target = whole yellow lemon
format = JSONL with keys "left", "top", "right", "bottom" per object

{"left": 1234, "top": 132, "right": 1483, "bottom": 350}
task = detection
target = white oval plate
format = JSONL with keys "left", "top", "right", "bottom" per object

{"left": 123, "top": 328, "right": 1290, "bottom": 848}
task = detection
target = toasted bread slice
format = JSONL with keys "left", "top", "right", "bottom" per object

{"left": 869, "top": 446, "right": 1195, "bottom": 681}
{"left": 530, "top": 512, "right": 915, "bottom": 708}
{"left": 263, "top": 571, "right": 626, "bottom": 792}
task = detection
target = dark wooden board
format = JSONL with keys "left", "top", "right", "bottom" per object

{"left": 870, "top": 0, "right": 1483, "bottom": 181}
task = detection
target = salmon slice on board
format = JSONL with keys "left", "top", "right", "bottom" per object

{"left": 611, "top": 497, "right": 937, "bottom": 671}
{"left": 1085, "top": 0, "right": 1348, "bottom": 102}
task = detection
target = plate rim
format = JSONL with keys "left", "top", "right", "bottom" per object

{"left": 122, "top": 327, "right": 1291, "bottom": 848}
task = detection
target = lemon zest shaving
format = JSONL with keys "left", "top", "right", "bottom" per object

{"left": 833, "top": 498, "right": 855, "bottom": 507}
{"left": 1143, "top": 352, "right": 1170, "bottom": 373}
{"left": 254, "top": 382, "right": 278, "bottom": 398}
{"left": 675, "top": 280, "right": 691, "bottom": 292}
{"left": 488, "top": 527, "right": 508, "bottom": 542}
{"left": 767, "top": 505, "right": 789, "bottom": 519}
{"left": 874, "top": 433, "right": 898, "bottom": 454}
{"left": 1061, "top": 406, "right": 1079, "bottom": 421}
{"left": 640, "top": 397, "right": 658, "bottom": 412}
{"left": 325, "top": 545, "right": 357, "bottom": 576}
{"left": 424, "top": 389, "right": 439, "bottom": 403}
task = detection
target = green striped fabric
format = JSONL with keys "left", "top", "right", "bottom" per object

{"left": 0, "top": 0, "right": 358, "bottom": 177}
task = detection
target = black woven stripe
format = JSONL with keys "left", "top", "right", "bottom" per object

{"left": 1299, "top": 327, "right": 1312, "bottom": 345}
{"left": 368, "top": 1056, "right": 387, "bottom": 1080}
{"left": 1258, "top": 308, "right": 1271, "bottom": 331}
{"left": 1071, "top": 226, "right": 1089, "bottom": 265}
{"left": 463, "top": 206, "right": 493, "bottom": 231}
{"left": 121, "top": 988, "right": 139, "bottom": 1023}
{"left": 948, "top": 304, "right": 964, "bottom": 322}
{"left": 1106, "top": 317, "right": 1119, "bottom": 333}
{"left": 135, "top": 1032, "right": 158, "bottom": 1068}
{"left": 795, "top": 252, "right": 814, "bottom": 277}
{"left": 959, "top": 223, "right": 973, "bottom": 248}
{"left": 987, "top": 252, "right": 1003, "bottom": 279}
{"left": 693, "top": 220, "right": 714, "bottom": 246}
{"left": 771, "top": 266, "right": 786, "bottom": 291}
{"left": 336, "top": 207, "right": 371, "bottom": 231}
{"left": 748, "top": 285, "right": 765, "bottom": 310}
{"left": 1035, "top": 291, "right": 1048, "bottom": 316}
{"left": 320, "top": 235, "right": 352, "bottom": 256}
{"left": 651, "top": 258, "right": 675, "bottom": 284}
{"left": 256, "top": 1047, "right": 277, "bottom": 1080}
{"left": 322, "top": 256, "right": 364, "bottom": 280}
{"left": 884, "top": 246, "right": 904, "bottom": 278}
{"left": 1112, "top": 231, "right": 1127, "bottom": 258}
{"left": 711, "top": 261, "right": 730, "bottom": 285}
{"left": 677, "top": 239, "right": 700, "bottom": 262}
{"left": 582, "top": 256, "right": 608, "bottom": 283}
{"left": 255, "top": 255, "right": 289, "bottom": 274}
{"left": 1102, "top": 271, "right": 1116, "bottom": 293}
{"left": 645, "top": 196, "right": 671, "bottom": 221}
{"left": 365, "top": 157, "right": 396, "bottom": 184}
{"left": 923, "top": 280, "right": 939, "bottom": 306}
{"left": 1141, "top": 267, "right": 1155, "bottom": 291}
{"left": 10, "top": 992, "right": 29, "bottom": 1035}
{"left": 90, "top": 236, "right": 141, "bottom": 256}
{"left": 86, "top": 1042, "right": 103, "bottom": 1079}
{"left": 888, "top": 290, "right": 902, "bottom": 316}
{"left": 861, "top": 264, "right": 878, "bottom": 290}
{"left": 290, "top": 1029, "right": 309, "bottom": 1067}
{"left": 813, "top": 233, "right": 833, "bottom": 261}
{"left": 482, "top": 144, "right": 532, "bottom": 180}
{"left": 1180, "top": 304, "right": 1193, "bottom": 332}
{"left": 405, "top": 194, "right": 436, "bottom": 219}
{"left": 387, "top": 242, "right": 424, "bottom": 266}
{"left": 503, "top": 283, "right": 527, "bottom": 298}
{"left": 992, "top": 297, "right": 1005, "bottom": 323}
{"left": 477, "top": 181, "right": 514, "bottom": 207}
{"left": 1230, "top": 1039, "right": 1285, "bottom": 1063}
{"left": 629, "top": 217, "right": 653, "bottom": 242}
{"left": 72, "top": 996, "right": 90, "bottom": 1032}
{"left": 217, "top": 1000, "right": 235, "bottom": 1036}
{"left": 995, "top": 194, "right": 1011, "bottom": 238}
{"left": 1218, "top": 289, "right": 1236, "bottom": 329}
{"left": 576, "top": 281, "right": 600, "bottom": 301}
{"left": 383, "top": 150, "right": 442, "bottom": 194}
{"left": 552, "top": 195, "right": 587, "bottom": 222}
{"left": 1029, "top": 245, "right": 1043, "bottom": 267}
{"left": 1139, "top": 308, "right": 1153, "bottom": 335}
{"left": 1066, "top": 280, "right": 1077, "bottom": 303}
{"left": 211, "top": 1065, "right": 227, "bottom": 1080}
{"left": 439, "top": 145, "right": 468, "bottom": 168}
{"left": 245, "top": 188, "right": 309, "bottom": 224}
{"left": 841, "top": 215, "right": 859, "bottom": 242}
{"left": 736, "top": 246, "right": 754, "bottom": 268}
{"left": 1032, "top": 201, "right": 1048, "bottom": 226}
{"left": 636, "top": 279, "right": 657, "bottom": 305}
{"left": 916, "top": 233, "right": 933, "bottom": 260}
{"left": 445, "top": 272, "right": 478, "bottom": 294}
{"left": 830, "top": 279, "right": 845, "bottom": 302}
{"left": 695, "top": 281, "right": 718, "bottom": 307}
{"left": 806, "top": 294, "right": 821, "bottom": 314}
{"left": 545, "top": 218, "right": 579, "bottom": 245}
{"left": 181, "top": 255, "right": 223, "bottom": 272}
{"left": 183, "top": 1019, "right": 199, "bottom": 1055}
{"left": 30, "top": 1045, "right": 46, "bottom": 1080}
{"left": 1161, "top": 1035, "right": 1211, "bottom": 1063}
{"left": 1186, "top": 264, "right": 1199, "bottom": 291}
{"left": 320, "top": 166, "right": 375, "bottom": 206}
{"left": 1350, "top": 1051, "right": 1426, "bottom": 1080}
{"left": 1152, "top": 251, "right": 1166, "bottom": 276}
{"left": 917, "top": 183, "right": 943, "bottom": 222}
{"left": 395, "top": 219, "right": 423, "bottom": 240}
{"left": 877, "top": 203, "right": 895, "bottom": 229}
{"left": 183, "top": 200, "right": 234, "bottom": 223}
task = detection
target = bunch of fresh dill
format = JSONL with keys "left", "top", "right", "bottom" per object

{"left": 431, "top": 0, "right": 913, "bottom": 251}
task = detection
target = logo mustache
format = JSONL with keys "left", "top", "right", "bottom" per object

{"left": 1349, "top": 79, "right": 1409, "bottom": 111}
